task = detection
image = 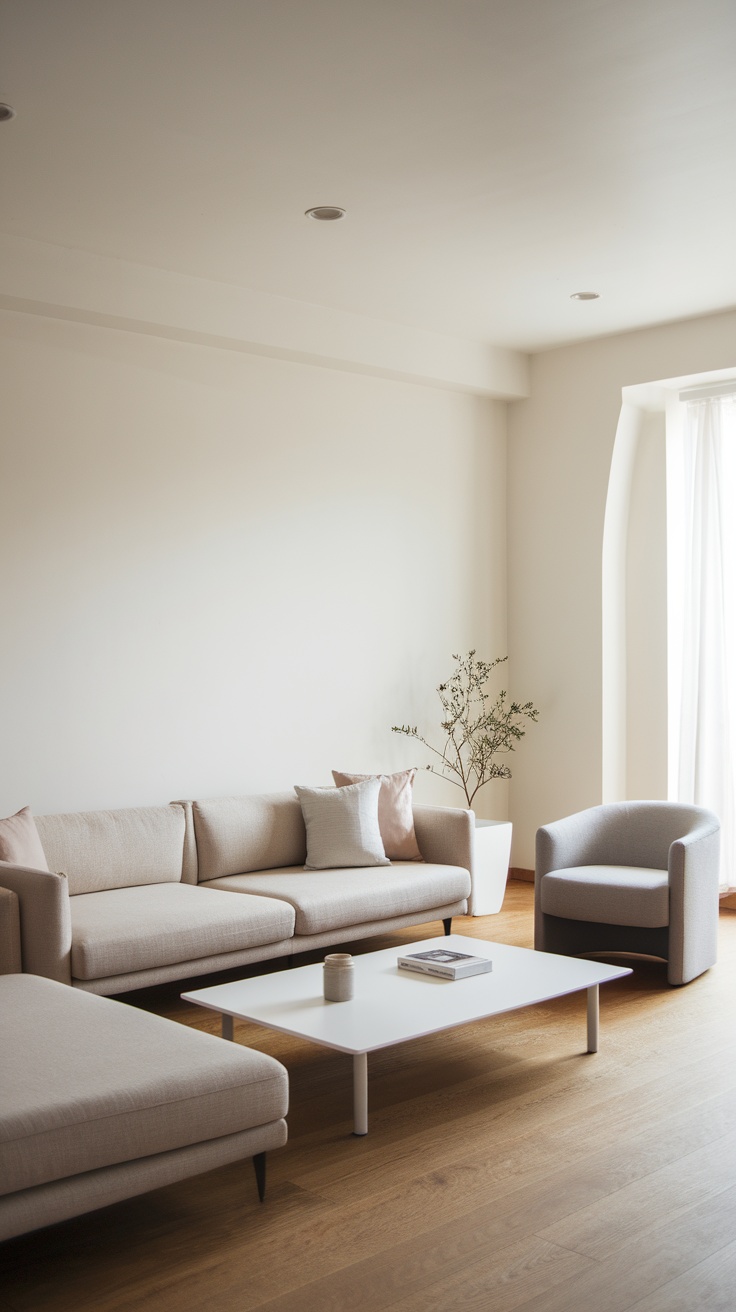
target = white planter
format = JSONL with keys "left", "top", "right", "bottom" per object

{"left": 470, "top": 818, "right": 513, "bottom": 915}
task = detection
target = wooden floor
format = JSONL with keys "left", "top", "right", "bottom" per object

{"left": 2, "top": 884, "right": 736, "bottom": 1312}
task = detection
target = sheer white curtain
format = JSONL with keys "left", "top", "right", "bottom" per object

{"left": 668, "top": 392, "right": 736, "bottom": 892}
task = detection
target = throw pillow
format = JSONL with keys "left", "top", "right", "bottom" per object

{"left": 332, "top": 768, "right": 423, "bottom": 861}
{"left": 294, "top": 778, "right": 390, "bottom": 870}
{"left": 0, "top": 806, "right": 50, "bottom": 871}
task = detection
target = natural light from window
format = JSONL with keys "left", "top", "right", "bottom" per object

{"left": 667, "top": 387, "right": 736, "bottom": 892}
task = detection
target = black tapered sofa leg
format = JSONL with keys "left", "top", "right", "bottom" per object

{"left": 253, "top": 1151, "right": 267, "bottom": 1202}
{"left": 443, "top": 917, "right": 452, "bottom": 936}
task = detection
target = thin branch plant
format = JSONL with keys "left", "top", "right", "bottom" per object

{"left": 392, "top": 651, "right": 539, "bottom": 808}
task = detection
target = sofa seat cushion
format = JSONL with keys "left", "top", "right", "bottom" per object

{"left": 70, "top": 883, "right": 295, "bottom": 981}
{"left": 201, "top": 862, "right": 471, "bottom": 936}
{"left": 540, "top": 865, "right": 669, "bottom": 928}
{"left": 0, "top": 974, "right": 288, "bottom": 1197}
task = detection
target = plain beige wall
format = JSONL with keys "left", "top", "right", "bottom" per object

{"left": 0, "top": 309, "right": 507, "bottom": 818}
{"left": 508, "top": 307, "right": 736, "bottom": 868}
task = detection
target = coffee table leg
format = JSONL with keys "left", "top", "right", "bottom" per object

{"left": 587, "top": 984, "right": 599, "bottom": 1053}
{"left": 222, "top": 1014, "right": 234, "bottom": 1041}
{"left": 353, "top": 1052, "right": 368, "bottom": 1135}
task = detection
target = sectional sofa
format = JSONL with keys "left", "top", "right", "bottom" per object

{"left": 0, "top": 789, "right": 473, "bottom": 1241}
{"left": 0, "top": 792, "right": 473, "bottom": 996}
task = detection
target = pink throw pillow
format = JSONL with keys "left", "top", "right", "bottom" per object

{"left": 0, "top": 806, "right": 50, "bottom": 871}
{"left": 331, "top": 769, "right": 423, "bottom": 861}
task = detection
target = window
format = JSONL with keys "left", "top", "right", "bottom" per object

{"left": 667, "top": 387, "right": 736, "bottom": 892}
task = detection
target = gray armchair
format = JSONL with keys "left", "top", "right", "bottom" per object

{"left": 535, "top": 801, "right": 720, "bottom": 985}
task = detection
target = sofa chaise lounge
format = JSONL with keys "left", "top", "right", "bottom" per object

{"left": 0, "top": 971, "right": 288, "bottom": 1242}
{"left": 0, "top": 792, "right": 473, "bottom": 996}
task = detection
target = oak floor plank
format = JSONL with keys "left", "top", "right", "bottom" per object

{"left": 537, "top": 1127, "right": 736, "bottom": 1260}
{"left": 618, "top": 1235, "right": 736, "bottom": 1311}
{"left": 257, "top": 1235, "right": 593, "bottom": 1312}
{"left": 514, "top": 1183, "right": 736, "bottom": 1312}
{"left": 383, "top": 1236, "right": 593, "bottom": 1312}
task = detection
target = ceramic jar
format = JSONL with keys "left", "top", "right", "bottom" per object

{"left": 323, "top": 953, "right": 354, "bottom": 1001}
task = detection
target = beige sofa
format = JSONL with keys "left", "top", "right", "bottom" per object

{"left": 0, "top": 972, "right": 288, "bottom": 1241}
{"left": 0, "top": 792, "right": 472, "bottom": 996}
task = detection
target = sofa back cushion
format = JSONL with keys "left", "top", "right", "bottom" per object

{"left": 193, "top": 793, "right": 307, "bottom": 882}
{"left": 35, "top": 806, "right": 187, "bottom": 896}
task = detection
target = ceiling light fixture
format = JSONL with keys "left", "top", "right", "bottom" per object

{"left": 0, "top": 103, "right": 16, "bottom": 122}
{"left": 570, "top": 291, "right": 600, "bottom": 301}
{"left": 305, "top": 206, "right": 345, "bottom": 221}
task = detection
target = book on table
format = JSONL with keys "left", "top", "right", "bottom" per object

{"left": 397, "top": 948, "right": 493, "bottom": 980}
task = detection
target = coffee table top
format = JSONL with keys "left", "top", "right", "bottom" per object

{"left": 183, "top": 935, "right": 631, "bottom": 1055}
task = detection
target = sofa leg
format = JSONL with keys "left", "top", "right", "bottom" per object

{"left": 253, "top": 1151, "right": 266, "bottom": 1202}
{"left": 443, "top": 917, "right": 452, "bottom": 936}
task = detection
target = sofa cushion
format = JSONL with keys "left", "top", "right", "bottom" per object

{"left": 70, "top": 883, "right": 295, "bottom": 981}
{"left": 540, "top": 865, "right": 669, "bottom": 928}
{"left": 0, "top": 807, "right": 49, "bottom": 872}
{"left": 295, "top": 779, "right": 390, "bottom": 870}
{"left": 331, "top": 769, "right": 423, "bottom": 861}
{"left": 0, "top": 973, "right": 288, "bottom": 1197}
{"left": 193, "top": 794, "right": 307, "bottom": 882}
{"left": 36, "top": 806, "right": 188, "bottom": 896}
{"left": 202, "top": 862, "right": 471, "bottom": 936}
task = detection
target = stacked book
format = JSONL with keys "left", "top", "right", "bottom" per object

{"left": 397, "top": 948, "right": 493, "bottom": 980}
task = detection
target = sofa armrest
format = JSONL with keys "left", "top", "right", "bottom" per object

{"left": 0, "top": 886, "right": 22, "bottom": 974}
{"left": 0, "top": 862, "right": 72, "bottom": 984}
{"left": 412, "top": 804, "right": 473, "bottom": 873}
{"left": 667, "top": 815, "right": 720, "bottom": 985}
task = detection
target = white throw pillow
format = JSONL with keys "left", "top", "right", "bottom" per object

{"left": 294, "top": 778, "right": 390, "bottom": 870}
{"left": 331, "top": 768, "right": 423, "bottom": 861}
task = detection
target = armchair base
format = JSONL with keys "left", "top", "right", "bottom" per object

{"left": 537, "top": 913, "right": 670, "bottom": 971}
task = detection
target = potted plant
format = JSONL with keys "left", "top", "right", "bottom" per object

{"left": 392, "top": 651, "right": 538, "bottom": 914}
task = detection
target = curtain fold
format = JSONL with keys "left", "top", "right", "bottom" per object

{"left": 670, "top": 395, "right": 736, "bottom": 892}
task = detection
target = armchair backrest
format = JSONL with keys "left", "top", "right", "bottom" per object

{"left": 537, "top": 801, "right": 719, "bottom": 877}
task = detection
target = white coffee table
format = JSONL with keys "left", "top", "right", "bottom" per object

{"left": 182, "top": 935, "right": 631, "bottom": 1135}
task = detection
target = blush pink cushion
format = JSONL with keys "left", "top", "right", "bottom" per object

{"left": 0, "top": 807, "right": 50, "bottom": 871}
{"left": 331, "top": 770, "right": 423, "bottom": 861}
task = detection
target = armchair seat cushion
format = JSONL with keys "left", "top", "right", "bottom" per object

{"left": 202, "top": 862, "right": 471, "bottom": 936}
{"left": 0, "top": 974, "right": 288, "bottom": 1196}
{"left": 540, "top": 865, "right": 669, "bottom": 928}
{"left": 70, "top": 883, "right": 295, "bottom": 981}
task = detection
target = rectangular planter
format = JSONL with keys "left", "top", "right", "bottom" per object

{"left": 470, "top": 819, "right": 513, "bottom": 915}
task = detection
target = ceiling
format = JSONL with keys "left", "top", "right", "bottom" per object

{"left": 1, "top": 0, "right": 736, "bottom": 353}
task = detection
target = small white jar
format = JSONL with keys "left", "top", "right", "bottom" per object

{"left": 323, "top": 953, "right": 354, "bottom": 1002}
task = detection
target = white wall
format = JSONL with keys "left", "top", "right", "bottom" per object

{"left": 0, "top": 309, "right": 507, "bottom": 819}
{"left": 507, "top": 307, "right": 736, "bottom": 868}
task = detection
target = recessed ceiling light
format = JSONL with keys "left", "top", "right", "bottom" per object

{"left": 305, "top": 206, "right": 346, "bottom": 221}
{"left": 570, "top": 291, "right": 600, "bottom": 301}
{"left": 0, "top": 103, "right": 16, "bottom": 123}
